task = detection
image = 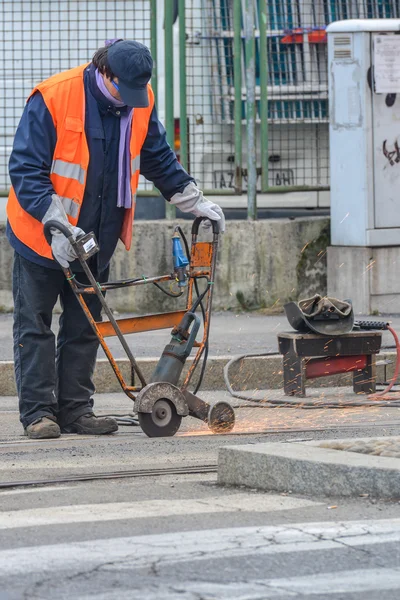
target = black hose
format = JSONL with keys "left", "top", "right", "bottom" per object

{"left": 100, "top": 414, "right": 139, "bottom": 426}
{"left": 152, "top": 281, "right": 184, "bottom": 298}
{"left": 224, "top": 352, "right": 400, "bottom": 408}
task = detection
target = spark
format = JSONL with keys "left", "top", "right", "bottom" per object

{"left": 301, "top": 242, "right": 310, "bottom": 253}
{"left": 315, "top": 250, "right": 327, "bottom": 264}
{"left": 363, "top": 260, "right": 376, "bottom": 274}
{"left": 340, "top": 212, "right": 350, "bottom": 223}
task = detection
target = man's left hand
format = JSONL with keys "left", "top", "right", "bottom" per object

{"left": 170, "top": 183, "right": 226, "bottom": 233}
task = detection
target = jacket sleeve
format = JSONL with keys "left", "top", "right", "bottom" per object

{"left": 139, "top": 105, "right": 195, "bottom": 200}
{"left": 8, "top": 91, "right": 57, "bottom": 221}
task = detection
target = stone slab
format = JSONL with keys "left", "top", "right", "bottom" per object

{"left": 218, "top": 436, "right": 400, "bottom": 498}
{"left": 327, "top": 246, "right": 371, "bottom": 314}
{"left": 328, "top": 244, "right": 400, "bottom": 315}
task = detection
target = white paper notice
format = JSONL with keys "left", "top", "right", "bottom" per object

{"left": 374, "top": 35, "right": 400, "bottom": 93}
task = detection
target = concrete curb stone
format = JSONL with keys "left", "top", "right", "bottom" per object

{"left": 218, "top": 436, "right": 400, "bottom": 498}
{"left": 0, "top": 352, "right": 396, "bottom": 396}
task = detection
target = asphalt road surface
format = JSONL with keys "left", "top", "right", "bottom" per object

{"left": 1, "top": 391, "right": 400, "bottom": 599}
{"left": 0, "top": 470, "right": 399, "bottom": 599}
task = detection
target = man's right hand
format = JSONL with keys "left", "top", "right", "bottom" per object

{"left": 50, "top": 226, "right": 85, "bottom": 268}
{"left": 42, "top": 194, "right": 86, "bottom": 268}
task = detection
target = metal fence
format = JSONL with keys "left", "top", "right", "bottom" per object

{"left": 0, "top": 0, "right": 155, "bottom": 194}
{"left": 1, "top": 1, "right": 400, "bottom": 206}
{"left": 178, "top": 0, "right": 400, "bottom": 203}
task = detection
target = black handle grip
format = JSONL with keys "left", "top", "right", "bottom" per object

{"left": 191, "top": 216, "right": 219, "bottom": 236}
{"left": 43, "top": 220, "right": 74, "bottom": 246}
{"left": 355, "top": 320, "right": 389, "bottom": 331}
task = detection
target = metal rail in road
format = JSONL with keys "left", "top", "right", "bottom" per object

{"left": 0, "top": 464, "right": 218, "bottom": 490}
{"left": 1, "top": 421, "right": 400, "bottom": 490}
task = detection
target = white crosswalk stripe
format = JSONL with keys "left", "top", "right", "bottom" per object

{"left": 74, "top": 568, "right": 400, "bottom": 600}
{"left": 0, "top": 493, "right": 321, "bottom": 530}
{"left": 0, "top": 519, "right": 398, "bottom": 578}
{"left": 0, "top": 482, "right": 399, "bottom": 600}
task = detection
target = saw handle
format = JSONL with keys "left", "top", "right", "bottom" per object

{"left": 43, "top": 220, "right": 74, "bottom": 246}
{"left": 191, "top": 217, "right": 220, "bottom": 236}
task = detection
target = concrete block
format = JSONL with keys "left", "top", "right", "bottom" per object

{"left": 371, "top": 247, "right": 400, "bottom": 295}
{"left": 371, "top": 294, "right": 400, "bottom": 314}
{"left": 0, "top": 218, "right": 330, "bottom": 313}
{"left": 327, "top": 246, "right": 371, "bottom": 314}
{"left": 328, "top": 244, "right": 400, "bottom": 314}
{"left": 0, "top": 361, "right": 16, "bottom": 396}
{"left": 218, "top": 438, "right": 400, "bottom": 497}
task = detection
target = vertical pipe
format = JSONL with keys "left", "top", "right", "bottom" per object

{"left": 178, "top": 0, "right": 188, "bottom": 170}
{"left": 165, "top": 0, "right": 176, "bottom": 218}
{"left": 244, "top": 0, "right": 257, "bottom": 219}
{"left": 150, "top": 0, "right": 158, "bottom": 104}
{"left": 233, "top": 0, "right": 243, "bottom": 192}
{"left": 259, "top": 0, "right": 269, "bottom": 192}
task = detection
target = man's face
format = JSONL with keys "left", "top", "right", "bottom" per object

{"left": 103, "top": 74, "right": 123, "bottom": 102}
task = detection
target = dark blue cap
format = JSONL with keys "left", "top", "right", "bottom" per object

{"left": 107, "top": 40, "right": 153, "bottom": 108}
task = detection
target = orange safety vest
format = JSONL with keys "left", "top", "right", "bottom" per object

{"left": 7, "top": 64, "right": 155, "bottom": 258}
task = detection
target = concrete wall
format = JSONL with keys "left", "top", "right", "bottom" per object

{"left": 0, "top": 218, "right": 329, "bottom": 313}
{"left": 328, "top": 245, "right": 400, "bottom": 315}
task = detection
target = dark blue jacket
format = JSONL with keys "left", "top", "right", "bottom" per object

{"left": 7, "top": 64, "right": 194, "bottom": 271}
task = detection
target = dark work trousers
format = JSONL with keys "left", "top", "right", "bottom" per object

{"left": 13, "top": 252, "right": 110, "bottom": 428}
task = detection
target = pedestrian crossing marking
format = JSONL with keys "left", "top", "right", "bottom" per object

{"left": 0, "top": 493, "right": 321, "bottom": 530}
{"left": 0, "top": 519, "right": 398, "bottom": 577}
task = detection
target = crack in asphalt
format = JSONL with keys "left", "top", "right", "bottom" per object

{"left": 17, "top": 521, "right": 400, "bottom": 598}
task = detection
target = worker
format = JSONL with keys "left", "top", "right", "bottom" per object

{"left": 7, "top": 39, "right": 225, "bottom": 440}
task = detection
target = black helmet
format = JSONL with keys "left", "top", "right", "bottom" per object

{"left": 284, "top": 294, "right": 354, "bottom": 336}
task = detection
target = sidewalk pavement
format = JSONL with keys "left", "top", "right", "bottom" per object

{"left": 0, "top": 311, "right": 399, "bottom": 360}
{"left": 0, "top": 311, "right": 399, "bottom": 396}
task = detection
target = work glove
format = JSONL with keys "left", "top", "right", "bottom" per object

{"left": 170, "top": 182, "right": 225, "bottom": 233}
{"left": 42, "top": 194, "right": 85, "bottom": 268}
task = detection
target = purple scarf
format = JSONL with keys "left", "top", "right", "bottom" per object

{"left": 95, "top": 68, "right": 133, "bottom": 209}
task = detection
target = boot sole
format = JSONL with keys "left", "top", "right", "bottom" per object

{"left": 62, "top": 423, "right": 119, "bottom": 435}
{"left": 24, "top": 428, "right": 61, "bottom": 440}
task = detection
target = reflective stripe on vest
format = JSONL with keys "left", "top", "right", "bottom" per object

{"left": 51, "top": 159, "right": 86, "bottom": 185}
{"left": 131, "top": 155, "right": 140, "bottom": 173}
{"left": 60, "top": 196, "right": 80, "bottom": 219}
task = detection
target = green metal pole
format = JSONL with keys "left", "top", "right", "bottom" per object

{"left": 244, "top": 0, "right": 257, "bottom": 219}
{"left": 178, "top": 0, "right": 188, "bottom": 171}
{"left": 150, "top": 0, "right": 158, "bottom": 104}
{"left": 259, "top": 0, "right": 269, "bottom": 192}
{"left": 233, "top": 0, "right": 242, "bottom": 193}
{"left": 165, "top": 0, "right": 176, "bottom": 218}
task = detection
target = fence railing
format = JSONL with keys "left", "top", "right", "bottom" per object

{"left": 0, "top": 0, "right": 155, "bottom": 195}
{"left": 170, "top": 0, "right": 400, "bottom": 208}
{"left": 1, "top": 1, "right": 400, "bottom": 216}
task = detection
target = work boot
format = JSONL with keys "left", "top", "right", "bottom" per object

{"left": 24, "top": 417, "right": 61, "bottom": 439}
{"left": 62, "top": 414, "right": 118, "bottom": 435}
